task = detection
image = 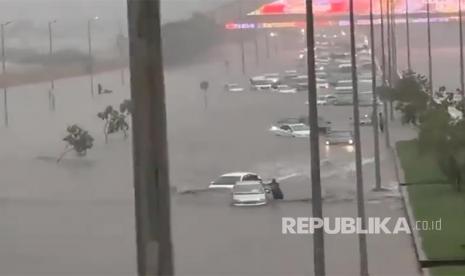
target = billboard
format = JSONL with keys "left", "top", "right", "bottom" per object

{"left": 249, "top": 0, "right": 461, "bottom": 16}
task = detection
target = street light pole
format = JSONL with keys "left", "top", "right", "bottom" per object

{"left": 48, "top": 20, "right": 56, "bottom": 110}
{"left": 264, "top": 31, "right": 270, "bottom": 58}
{"left": 390, "top": 0, "right": 397, "bottom": 121}
{"left": 459, "top": 0, "right": 465, "bottom": 107}
{"left": 349, "top": 0, "right": 369, "bottom": 273}
{"left": 384, "top": 0, "right": 391, "bottom": 148}
{"left": 305, "top": 1, "right": 325, "bottom": 275}
{"left": 88, "top": 17, "right": 99, "bottom": 96}
{"left": 380, "top": 0, "right": 386, "bottom": 85}
{"left": 427, "top": 1, "right": 433, "bottom": 94}
{"left": 1, "top": 21, "right": 11, "bottom": 127}
{"left": 370, "top": 0, "right": 382, "bottom": 191}
{"left": 406, "top": 0, "right": 412, "bottom": 70}
{"left": 238, "top": 0, "right": 246, "bottom": 75}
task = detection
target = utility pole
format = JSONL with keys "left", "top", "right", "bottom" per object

{"left": 264, "top": 31, "right": 270, "bottom": 58}
{"left": 384, "top": 0, "right": 391, "bottom": 148}
{"left": 127, "top": 0, "right": 173, "bottom": 275}
{"left": 380, "top": 0, "right": 386, "bottom": 85}
{"left": 349, "top": 0, "right": 369, "bottom": 273}
{"left": 390, "top": 0, "right": 397, "bottom": 121}
{"left": 370, "top": 0, "right": 382, "bottom": 191}
{"left": 48, "top": 20, "right": 57, "bottom": 110}
{"left": 405, "top": 0, "right": 412, "bottom": 70}
{"left": 459, "top": 0, "right": 465, "bottom": 107}
{"left": 305, "top": 1, "right": 325, "bottom": 275}
{"left": 427, "top": 1, "right": 433, "bottom": 94}
{"left": 239, "top": 0, "right": 246, "bottom": 75}
{"left": 87, "top": 16, "right": 99, "bottom": 96}
{"left": 1, "top": 21, "right": 12, "bottom": 127}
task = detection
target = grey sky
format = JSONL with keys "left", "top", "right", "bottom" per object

{"left": 0, "top": 0, "right": 233, "bottom": 23}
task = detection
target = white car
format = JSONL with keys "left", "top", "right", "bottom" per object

{"left": 250, "top": 76, "right": 272, "bottom": 91}
{"left": 232, "top": 181, "right": 269, "bottom": 206}
{"left": 264, "top": 73, "right": 280, "bottom": 83}
{"left": 284, "top": 70, "right": 298, "bottom": 78}
{"left": 273, "top": 84, "right": 297, "bottom": 94}
{"left": 325, "top": 131, "right": 354, "bottom": 145}
{"left": 317, "top": 95, "right": 336, "bottom": 105}
{"left": 209, "top": 172, "right": 262, "bottom": 189}
{"left": 316, "top": 78, "right": 329, "bottom": 89}
{"left": 270, "top": 123, "right": 310, "bottom": 138}
{"left": 224, "top": 83, "right": 244, "bottom": 92}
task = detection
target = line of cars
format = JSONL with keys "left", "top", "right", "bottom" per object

{"left": 298, "top": 33, "right": 383, "bottom": 107}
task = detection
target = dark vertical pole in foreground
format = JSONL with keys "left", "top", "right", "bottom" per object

{"left": 305, "top": 1, "right": 325, "bottom": 275}
{"left": 405, "top": 0, "right": 411, "bottom": 70}
{"left": 459, "top": 0, "right": 465, "bottom": 106}
{"left": 349, "top": 0, "right": 369, "bottom": 274}
{"left": 370, "top": 0, "right": 382, "bottom": 191}
{"left": 127, "top": 0, "right": 173, "bottom": 275}
{"left": 427, "top": 2, "right": 433, "bottom": 93}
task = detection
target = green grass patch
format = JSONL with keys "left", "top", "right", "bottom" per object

{"left": 397, "top": 140, "right": 465, "bottom": 261}
{"left": 396, "top": 140, "right": 448, "bottom": 184}
{"left": 430, "top": 266, "right": 465, "bottom": 276}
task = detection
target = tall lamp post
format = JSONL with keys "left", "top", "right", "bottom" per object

{"left": 1, "top": 21, "right": 12, "bottom": 127}
{"left": 426, "top": 1, "right": 433, "bottom": 94}
{"left": 305, "top": 1, "right": 325, "bottom": 275}
{"left": 87, "top": 16, "right": 99, "bottom": 96}
{"left": 405, "top": 0, "right": 411, "bottom": 70}
{"left": 370, "top": 0, "right": 382, "bottom": 191}
{"left": 459, "top": 0, "right": 465, "bottom": 106}
{"left": 48, "top": 20, "right": 57, "bottom": 110}
{"left": 349, "top": 0, "right": 369, "bottom": 273}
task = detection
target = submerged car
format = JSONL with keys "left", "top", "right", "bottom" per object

{"left": 270, "top": 123, "right": 310, "bottom": 138}
{"left": 224, "top": 83, "right": 244, "bottom": 92}
{"left": 209, "top": 172, "right": 262, "bottom": 189}
{"left": 272, "top": 84, "right": 297, "bottom": 94}
{"left": 317, "top": 94, "right": 336, "bottom": 105}
{"left": 325, "top": 131, "right": 354, "bottom": 145}
{"left": 274, "top": 117, "right": 331, "bottom": 134}
{"left": 250, "top": 76, "right": 273, "bottom": 91}
{"left": 232, "top": 181, "right": 269, "bottom": 206}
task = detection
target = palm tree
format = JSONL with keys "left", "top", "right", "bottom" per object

{"left": 127, "top": 0, "right": 173, "bottom": 275}
{"left": 349, "top": 0, "right": 369, "bottom": 273}
{"left": 305, "top": 1, "right": 325, "bottom": 275}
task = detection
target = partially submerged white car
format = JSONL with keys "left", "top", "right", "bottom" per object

{"left": 272, "top": 84, "right": 297, "bottom": 94}
{"left": 250, "top": 76, "right": 273, "bottom": 91}
{"left": 224, "top": 83, "right": 244, "bottom": 92}
{"left": 270, "top": 123, "right": 310, "bottom": 138}
{"left": 209, "top": 172, "right": 262, "bottom": 189}
{"left": 232, "top": 181, "right": 269, "bottom": 206}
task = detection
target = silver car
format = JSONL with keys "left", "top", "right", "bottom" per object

{"left": 325, "top": 131, "right": 354, "bottom": 146}
{"left": 232, "top": 181, "right": 269, "bottom": 206}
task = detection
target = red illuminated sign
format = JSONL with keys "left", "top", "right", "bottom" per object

{"left": 249, "top": 0, "right": 462, "bottom": 16}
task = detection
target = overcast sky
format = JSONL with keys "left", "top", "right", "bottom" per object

{"left": 0, "top": 0, "right": 233, "bottom": 23}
